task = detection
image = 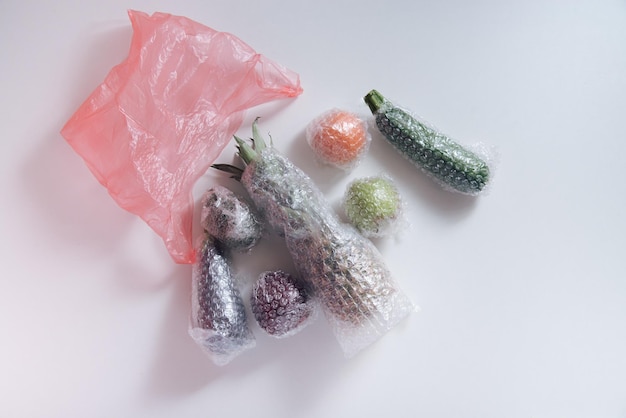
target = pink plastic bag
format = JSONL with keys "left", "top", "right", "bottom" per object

{"left": 61, "top": 10, "right": 303, "bottom": 264}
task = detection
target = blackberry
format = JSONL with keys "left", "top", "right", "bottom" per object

{"left": 250, "top": 271, "right": 313, "bottom": 338}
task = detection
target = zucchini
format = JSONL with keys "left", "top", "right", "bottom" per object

{"left": 364, "top": 89, "right": 490, "bottom": 195}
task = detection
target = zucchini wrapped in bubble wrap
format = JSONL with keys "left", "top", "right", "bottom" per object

{"left": 364, "top": 89, "right": 492, "bottom": 195}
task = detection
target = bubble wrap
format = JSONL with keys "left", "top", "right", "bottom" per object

{"left": 200, "top": 185, "right": 262, "bottom": 251}
{"left": 305, "top": 109, "right": 371, "bottom": 170}
{"left": 250, "top": 270, "right": 315, "bottom": 338}
{"left": 344, "top": 175, "right": 403, "bottom": 238}
{"left": 189, "top": 235, "right": 255, "bottom": 365}
{"left": 241, "top": 148, "right": 414, "bottom": 357}
{"left": 364, "top": 90, "right": 493, "bottom": 196}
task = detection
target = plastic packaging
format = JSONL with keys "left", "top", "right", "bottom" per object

{"left": 344, "top": 175, "right": 403, "bottom": 238}
{"left": 189, "top": 234, "right": 255, "bottom": 365}
{"left": 200, "top": 185, "right": 262, "bottom": 251}
{"left": 217, "top": 121, "right": 415, "bottom": 357}
{"left": 60, "top": 10, "right": 303, "bottom": 264}
{"left": 250, "top": 270, "right": 315, "bottom": 338}
{"left": 364, "top": 89, "right": 494, "bottom": 196}
{"left": 305, "top": 109, "right": 371, "bottom": 170}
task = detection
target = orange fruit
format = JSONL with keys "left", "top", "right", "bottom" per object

{"left": 307, "top": 109, "right": 369, "bottom": 168}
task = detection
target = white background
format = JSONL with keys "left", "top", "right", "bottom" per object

{"left": 2, "top": 1, "right": 626, "bottom": 417}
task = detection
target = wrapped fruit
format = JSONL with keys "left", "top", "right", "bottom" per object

{"left": 189, "top": 234, "right": 255, "bottom": 365}
{"left": 214, "top": 120, "right": 415, "bottom": 357}
{"left": 344, "top": 176, "right": 402, "bottom": 238}
{"left": 250, "top": 271, "right": 314, "bottom": 338}
{"left": 305, "top": 109, "right": 370, "bottom": 170}
{"left": 200, "top": 185, "right": 262, "bottom": 251}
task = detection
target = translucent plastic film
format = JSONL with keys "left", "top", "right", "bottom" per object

{"left": 61, "top": 10, "right": 302, "bottom": 263}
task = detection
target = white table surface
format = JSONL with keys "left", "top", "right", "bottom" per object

{"left": 2, "top": 1, "right": 626, "bottom": 417}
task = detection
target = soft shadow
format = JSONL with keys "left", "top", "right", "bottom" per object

{"left": 21, "top": 23, "right": 136, "bottom": 256}
{"left": 21, "top": 129, "right": 135, "bottom": 257}
{"left": 62, "top": 23, "right": 132, "bottom": 118}
{"left": 261, "top": 316, "right": 348, "bottom": 412}
{"left": 143, "top": 258, "right": 345, "bottom": 400}
{"left": 143, "top": 265, "right": 226, "bottom": 396}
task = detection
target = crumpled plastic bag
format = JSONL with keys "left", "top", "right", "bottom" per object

{"left": 61, "top": 10, "right": 303, "bottom": 263}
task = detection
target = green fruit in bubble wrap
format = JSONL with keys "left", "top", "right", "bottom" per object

{"left": 344, "top": 176, "right": 402, "bottom": 238}
{"left": 214, "top": 120, "right": 415, "bottom": 357}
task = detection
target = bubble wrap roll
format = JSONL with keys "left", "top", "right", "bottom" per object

{"left": 189, "top": 235, "right": 255, "bottom": 365}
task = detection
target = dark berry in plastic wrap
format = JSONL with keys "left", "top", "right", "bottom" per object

{"left": 250, "top": 271, "right": 313, "bottom": 338}
{"left": 200, "top": 185, "right": 262, "bottom": 251}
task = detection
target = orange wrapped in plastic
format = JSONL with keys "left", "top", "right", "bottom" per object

{"left": 61, "top": 10, "right": 302, "bottom": 264}
{"left": 306, "top": 109, "right": 370, "bottom": 170}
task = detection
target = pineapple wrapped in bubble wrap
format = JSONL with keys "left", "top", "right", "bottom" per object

{"left": 214, "top": 120, "right": 415, "bottom": 357}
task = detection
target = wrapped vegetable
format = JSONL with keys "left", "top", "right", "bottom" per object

{"left": 364, "top": 90, "right": 491, "bottom": 195}
{"left": 214, "top": 120, "right": 415, "bottom": 357}
{"left": 200, "top": 185, "right": 262, "bottom": 251}
{"left": 189, "top": 234, "right": 255, "bottom": 366}
{"left": 60, "top": 10, "right": 303, "bottom": 264}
